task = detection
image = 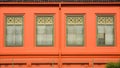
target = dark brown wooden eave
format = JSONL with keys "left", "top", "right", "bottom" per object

{"left": 0, "top": 2, "right": 120, "bottom": 6}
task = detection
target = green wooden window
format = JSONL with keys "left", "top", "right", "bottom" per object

{"left": 66, "top": 15, "right": 84, "bottom": 46}
{"left": 6, "top": 16, "right": 23, "bottom": 46}
{"left": 36, "top": 16, "right": 54, "bottom": 46}
{"left": 97, "top": 16, "right": 114, "bottom": 46}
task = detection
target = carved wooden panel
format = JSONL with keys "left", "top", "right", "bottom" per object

{"left": 37, "top": 16, "right": 53, "bottom": 25}
{"left": 97, "top": 16, "right": 114, "bottom": 25}
{"left": 6, "top": 16, "right": 23, "bottom": 25}
{"left": 67, "top": 16, "right": 84, "bottom": 25}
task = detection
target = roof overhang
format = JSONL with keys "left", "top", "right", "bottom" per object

{"left": 0, "top": 2, "right": 120, "bottom": 6}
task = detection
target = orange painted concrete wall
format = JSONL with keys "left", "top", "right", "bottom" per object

{"left": 0, "top": 58, "right": 120, "bottom": 68}
{"left": 0, "top": 5, "right": 120, "bottom": 68}
{"left": 0, "top": 6, "right": 120, "bottom": 55}
{"left": 61, "top": 6, "right": 120, "bottom": 55}
{"left": 0, "top": 6, "right": 60, "bottom": 54}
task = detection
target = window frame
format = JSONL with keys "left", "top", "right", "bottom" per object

{"left": 5, "top": 16, "right": 24, "bottom": 47}
{"left": 96, "top": 15, "right": 115, "bottom": 46}
{"left": 35, "top": 15, "right": 54, "bottom": 47}
{"left": 66, "top": 15, "right": 84, "bottom": 46}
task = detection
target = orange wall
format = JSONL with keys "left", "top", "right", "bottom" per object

{"left": 0, "top": 58, "right": 119, "bottom": 68}
{"left": 0, "top": 6, "right": 60, "bottom": 55}
{"left": 0, "top": 6, "right": 120, "bottom": 55}
{"left": 0, "top": 5, "right": 120, "bottom": 68}
{"left": 61, "top": 6, "right": 120, "bottom": 55}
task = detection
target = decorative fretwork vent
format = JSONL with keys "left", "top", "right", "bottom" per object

{"left": 37, "top": 16, "right": 53, "bottom": 25}
{"left": 67, "top": 16, "right": 84, "bottom": 25}
{"left": 7, "top": 16, "right": 23, "bottom": 25}
{"left": 97, "top": 16, "right": 113, "bottom": 25}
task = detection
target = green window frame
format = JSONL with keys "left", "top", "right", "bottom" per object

{"left": 5, "top": 16, "right": 24, "bottom": 47}
{"left": 97, "top": 15, "right": 114, "bottom": 46}
{"left": 66, "top": 15, "right": 84, "bottom": 46}
{"left": 36, "top": 15, "right": 54, "bottom": 46}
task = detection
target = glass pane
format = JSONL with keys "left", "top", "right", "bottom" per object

{"left": 15, "top": 26, "right": 23, "bottom": 45}
{"left": 76, "top": 26, "right": 83, "bottom": 34}
{"left": 105, "top": 34, "right": 113, "bottom": 45}
{"left": 76, "top": 34, "right": 83, "bottom": 45}
{"left": 46, "top": 25, "right": 53, "bottom": 34}
{"left": 97, "top": 26, "right": 105, "bottom": 45}
{"left": 45, "top": 34, "right": 52, "bottom": 45}
{"left": 76, "top": 26, "right": 83, "bottom": 45}
{"left": 105, "top": 26, "right": 113, "bottom": 34}
{"left": 37, "top": 34, "right": 46, "bottom": 45}
{"left": 37, "top": 34, "right": 53, "bottom": 45}
{"left": 37, "top": 26, "right": 45, "bottom": 45}
{"left": 67, "top": 25, "right": 83, "bottom": 45}
{"left": 6, "top": 34, "right": 14, "bottom": 46}
{"left": 105, "top": 26, "right": 114, "bottom": 45}
{"left": 97, "top": 33, "right": 105, "bottom": 45}
{"left": 67, "top": 34, "right": 76, "bottom": 45}
{"left": 37, "top": 25, "right": 53, "bottom": 45}
{"left": 6, "top": 26, "right": 15, "bottom": 46}
{"left": 98, "top": 26, "right": 105, "bottom": 33}
{"left": 67, "top": 26, "right": 74, "bottom": 34}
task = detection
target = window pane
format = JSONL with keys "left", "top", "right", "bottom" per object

{"left": 6, "top": 26, "right": 15, "bottom": 46}
{"left": 15, "top": 26, "right": 23, "bottom": 45}
{"left": 37, "top": 26, "right": 53, "bottom": 45}
{"left": 105, "top": 34, "right": 113, "bottom": 45}
{"left": 98, "top": 26, "right": 105, "bottom": 33}
{"left": 76, "top": 34, "right": 83, "bottom": 45}
{"left": 36, "top": 16, "right": 53, "bottom": 46}
{"left": 105, "top": 26, "right": 114, "bottom": 45}
{"left": 67, "top": 15, "right": 84, "bottom": 46}
{"left": 67, "top": 34, "right": 75, "bottom": 45}
{"left": 67, "top": 26, "right": 83, "bottom": 45}
{"left": 97, "top": 26, "right": 105, "bottom": 45}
